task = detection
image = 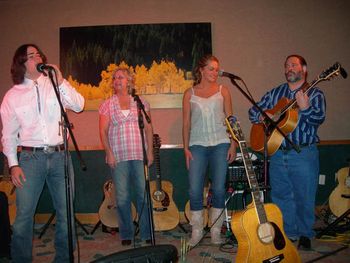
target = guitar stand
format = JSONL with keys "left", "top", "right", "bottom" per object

{"left": 309, "top": 196, "right": 350, "bottom": 263}
{"left": 90, "top": 220, "right": 102, "bottom": 235}
{"left": 177, "top": 222, "right": 188, "bottom": 233}
{"left": 90, "top": 220, "right": 120, "bottom": 235}
{"left": 38, "top": 211, "right": 89, "bottom": 239}
{"left": 316, "top": 195, "right": 350, "bottom": 239}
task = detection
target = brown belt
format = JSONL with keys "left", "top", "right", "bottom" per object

{"left": 21, "top": 144, "right": 65, "bottom": 153}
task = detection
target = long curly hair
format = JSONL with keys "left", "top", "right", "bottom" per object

{"left": 192, "top": 54, "right": 219, "bottom": 85}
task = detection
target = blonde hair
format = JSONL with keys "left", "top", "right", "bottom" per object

{"left": 111, "top": 68, "right": 135, "bottom": 93}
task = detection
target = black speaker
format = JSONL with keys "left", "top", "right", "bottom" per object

{"left": 90, "top": 244, "right": 178, "bottom": 263}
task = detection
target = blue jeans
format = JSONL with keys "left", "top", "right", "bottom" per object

{"left": 269, "top": 144, "right": 319, "bottom": 239}
{"left": 111, "top": 160, "right": 151, "bottom": 240}
{"left": 188, "top": 143, "right": 230, "bottom": 211}
{"left": 11, "top": 150, "right": 75, "bottom": 263}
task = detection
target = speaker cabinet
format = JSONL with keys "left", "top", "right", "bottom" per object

{"left": 91, "top": 244, "right": 178, "bottom": 263}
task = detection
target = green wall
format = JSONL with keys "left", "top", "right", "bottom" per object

{"left": 1, "top": 143, "right": 349, "bottom": 214}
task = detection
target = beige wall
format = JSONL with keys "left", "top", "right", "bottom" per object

{"left": 0, "top": 0, "right": 349, "bottom": 149}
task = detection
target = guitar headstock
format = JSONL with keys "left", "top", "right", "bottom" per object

{"left": 318, "top": 62, "right": 347, "bottom": 82}
{"left": 153, "top": 134, "right": 161, "bottom": 149}
{"left": 225, "top": 115, "right": 245, "bottom": 142}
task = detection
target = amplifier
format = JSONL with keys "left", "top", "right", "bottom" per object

{"left": 226, "top": 159, "right": 264, "bottom": 190}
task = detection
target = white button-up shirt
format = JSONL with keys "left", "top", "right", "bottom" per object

{"left": 1, "top": 74, "right": 85, "bottom": 167}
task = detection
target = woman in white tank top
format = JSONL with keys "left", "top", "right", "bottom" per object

{"left": 182, "top": 54, "right": 236, "bottom": 246}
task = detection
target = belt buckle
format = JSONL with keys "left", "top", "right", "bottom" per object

{"left": 43, "top": 146, "right": 55, "bottom": 154}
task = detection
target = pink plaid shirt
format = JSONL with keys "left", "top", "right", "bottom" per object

{"left": 99, "top": 95, "right": 150, "bottom": 163}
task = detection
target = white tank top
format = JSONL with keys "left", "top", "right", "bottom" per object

{"left": 189, "top": 85, "right": 230, "bottom": 147}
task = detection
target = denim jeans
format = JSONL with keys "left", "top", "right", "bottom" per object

{"left": 11, "top": 150, "right": 75, "bottom": 263}
{"left": 188, "top": 143, "right": 230, "bottom": 211}
{"left": 269, "top": 144, "right": 319, "bottom": 239}
{"left": 111, "top": 160, "right": 151, "bottom": 240}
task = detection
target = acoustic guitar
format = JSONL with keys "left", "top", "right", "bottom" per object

{"left": 98, "top": 180, "right": 137, "bottom": 228}
{"left": 329, "top": 165, "right": 350, "bottom": 218}
{"left": 226, "top": 115, "right": 301, "bottom": 263}
{"left": 0, "top": 158, "right": 16, "bottom": 225}
{"left": 250, "top": 62, "right": 345, "bottom": 156}
{"left": 150, "top": 134, "right": 180, "bottom": 231}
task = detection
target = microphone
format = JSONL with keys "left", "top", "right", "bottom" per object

{"left": 218, "top": 70, "right": 242, "bottom": 80}
{"left": 36, "top": 63, "right": 54, "bottom": 73}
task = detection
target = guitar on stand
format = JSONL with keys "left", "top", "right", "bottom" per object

{"left": 329, "top": 164, "right": 350, "bottom": 218}
{"left": 226, "top": 115, "right": 301, "bottom": 263}
{"left": 0, "top": 157, "right": 16, "bottom": 225}
{"left": 250, "top": 62, "right": 346, "bottom": 156}
{"left": 149, "top": 134, "right": 180, "bottom": 231}
{"left": 98, "top": 180, "right": 137, "bottom": 229}
{"left": 317, "top": 160, "right": 350, "bottom": 239}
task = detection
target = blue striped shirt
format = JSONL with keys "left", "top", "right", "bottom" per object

{"left": 248, "top": 83, "right": 326, "bottom": 147}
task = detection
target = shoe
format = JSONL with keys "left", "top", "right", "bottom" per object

{"left": 121, "top": 239, "right": 132, "bottom": 246}
{"left": 298, "top": 236, "right": 311, "bottom": 250}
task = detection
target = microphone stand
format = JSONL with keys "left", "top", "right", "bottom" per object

{"left": 48, "top": 69, "right": 86, "bottom": 263}
{"left": 226, "top": 76, "right": 299, "bottom": 193}
{"left": 132, "top": 92, "right": 155, "bottom": 245}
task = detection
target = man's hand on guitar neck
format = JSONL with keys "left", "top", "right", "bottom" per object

{"left": 295, "top": 90, "right": 310, "bottom": 110}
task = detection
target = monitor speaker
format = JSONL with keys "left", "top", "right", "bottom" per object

{"left": 90, "top": 244, "right": 178, "bottom": 263}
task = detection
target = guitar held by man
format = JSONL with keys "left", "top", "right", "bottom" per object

{"left": 250, "top": 62, "right": 346, "bottom": 156}
{"left": 226, "top": 115, "right": 301, "bottom": 262}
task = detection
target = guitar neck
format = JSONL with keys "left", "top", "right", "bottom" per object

{"left": 280, "top": 78, "right": 321, "bottom": 114}
{"left": 238, "top": 140, "right": 268, "bottom": 224}
{"left": 154, "top": 146, "right": 162, "bottom": 191}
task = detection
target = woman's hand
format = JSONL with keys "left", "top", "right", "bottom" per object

{"left": 227, "top": 144, "right": 236, "bottom": 164}
{"left": 105, "top": 151, "right": 116, "bottom": 168}
{"left": 184, "top": 148, "right": 193, "bottom": 170}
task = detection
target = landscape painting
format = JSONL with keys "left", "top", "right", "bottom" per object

{"left": 60, "top": 23, "right": 212, "bottom": 109}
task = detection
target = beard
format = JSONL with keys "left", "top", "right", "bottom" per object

{"left": 285, "top": 70, "right": 303, "bottom": 83}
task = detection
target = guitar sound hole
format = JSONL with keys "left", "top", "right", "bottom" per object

{"left": 161, "top": 192, "right": 170, "bottom": 207}
{"left": 271, "top": 222, "right": 286, "bottom": 250}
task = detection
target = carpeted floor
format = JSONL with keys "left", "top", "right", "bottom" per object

{"left": 24, "top": 220, "right": 350, "bottom": 262}
{"left": 0, "top": 217, "right": 349, "bottom": 263}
